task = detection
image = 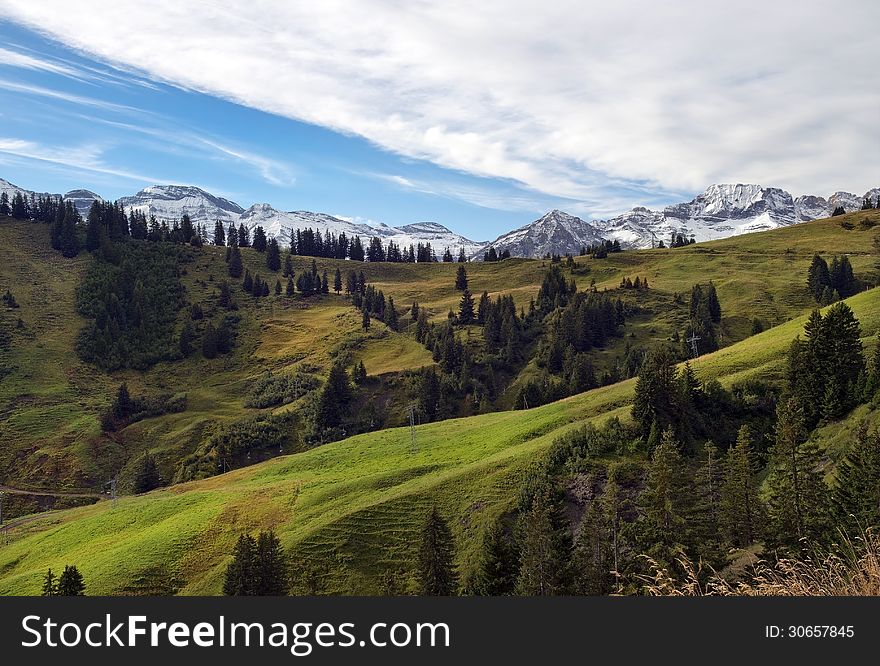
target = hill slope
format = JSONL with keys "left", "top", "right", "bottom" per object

{"left": 1, "top": 285, "right": 877, "bottom": 595}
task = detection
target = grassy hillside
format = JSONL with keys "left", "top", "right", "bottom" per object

{"left": 2, "top": 210, "right": 877, "bottom": 492}
{"left": 1, "top": 285, "right": 877, "bottom": 596}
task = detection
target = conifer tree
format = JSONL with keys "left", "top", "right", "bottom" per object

{"left": 41, "top": 569, "right": 58, "bottom": 596}
{"left": 283, "top": 253, "right": 294, "bottom": 277}
{"left": 632, "top": 347, "right": 678, "bottom": 445}
{"left": 0, "top": 191, "right": 9, "bottom": 216}
{"left": 418, "top": 507, "right": 458, "bottom": 595}
{"left": 385, "top": 297, "right": 399, "bottom": 330}
{"left": 458, "top": 247, "right": 467, "bottom": 263}
{"left": 515, "top": 491, "right": 571, "bottom": 595}
{"left": 362, "top": 308, "right": 370, "bottom": 331}
{"left": 223, "top": 534, "right": 257, "bottom": 595}
{"left": 228, "top": 245, "right": 243, "bottom": 278}
{"left": 255, "top": 530, "right": 288, "bottom": 595}
{"left": 57, "top": 565, "right": 86, "bottom": 595}
{"left": 252, "top": 226, "right": 267, "bottom": 252}
{"left": 266, "top": 237, "right": 281, "bottom": 271}
{"left": 179, "top": 322, "right": 194, "bottom": 357}
{"left": 463, "top": 520, "right": 517, "bottom": 596}
{"left": 720, "top": 425, "right": 762, "bottom": 547}
{"left": 333, "top": 268, "right": 342, "bottom": 293}
{"left": 766, "top": 398, "right": 830, "bottom": 547}
{"left": 286, "top": 277, "right": 295, "bottom": 296}
{"left": 274, "top": 279, "right": 282, "bottom": 296}
{"left": 455, "top": 265, "right": 469, "bottom": 291}
{"left": 571, "top": 495, "right": 614, "bottom": 595}
{"left": 315, "top": 361, "right": 352, "bottom": 430}
{"left": 690, "top": 442, "right": 723, "bottom": 560}
{"left": 213, "top": 220, "right": 226, "bottom": 246}
{"left": 833, "top": 425, "right": 880, "bottom": 534}
{"left": 458, "top": 288, "right": 475, "bottom": 324}
{"left": 202, "top": 321, "right": 219, "bottom": 359}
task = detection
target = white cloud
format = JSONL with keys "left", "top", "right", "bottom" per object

{"left": 2, "top": 0, "right": 877, "bottom": 204}
{"left": 0, "top": 136, "right": 159, "bottom": 182}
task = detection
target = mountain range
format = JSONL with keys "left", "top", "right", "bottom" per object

{"left": 2, "top": 177, "right": 877, "bottom": 259}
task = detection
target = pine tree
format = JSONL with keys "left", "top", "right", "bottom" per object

{"left": 57, "top": 565, "right": 86, "bottom": 595}
{"left": 315, "top": 361, "right": 352, "bottom": 430}
{"left": 720, "top": 425, "right": 762, "bottom": 547}
{"left": 690, "top": 442, "right": 723, "bottom": 560}
{"left": 833, "top": 425, "right": 880, "bottom": 535}
{"left": 807, "top": 255, "right": 831, "bottom": 300}
{"left": 463, "top": 520, "right": 517, "bottom": 595}
{"left": 515, "top": 491, "right": 571, "bottom": 595}
{"left": 228, "top": 245, "right": 243, "bottom": 278}
{"left": 766, "top": 397, "right": 830, "bottom": 548}
{"left": 243, "top": 270, "right": 254, "bottom": 293}
{"left": 821, "top": 302, "right": 865, "bottom": 420}
{"left": 362, "top": 308, "right": 370, "bottom": 331}
{"left": 252, "top": 226, "right": 267, "bottom": 252}
{"left": 0, "top": 191, "right": 9, "bottom": 216}
{"left": 179, "top": 322, "right": 194, "bottom": 357}
{"left": 202, "top": 321, "right": 219, "bottom": 359}
{"left": 223, "top": 534, "right": 257, "bottom": 595}
{"left": 124, "top": 451, "right": 163, "bottom": 494}
{"left": 632, "top": 347, "right": 679, "bottom": 444}
{"left": 213, "top": 220, "right": 226, "bottom": 246}
{"left": 283, "top": 253, "right": 294, "bottom": 277}
{"left": 571, "top": 494, "right": 614, "bottom": 595}
{"left": 458, "top": 288, "right": 475, "bottom": 324}
{"left": 41, "top": 569, "right": 58, "bottom": 596}
{"left": 418, "top": 507, "right": 458, "bottom": 595}
{"left": 274, "top": 279, "right": 282, "bottom": 296}
{"left": 455, "top": 265, "right": 469, "bottom": 291}
{"left": 266, "top": 237, "right": 281, "bottom": 271}
{"left": 384, "top": 297, "right": 399, "bottom": 330}
{"left": 635, "top": 429, "right": 691, "bottom": 566}
{"left": 333, "top": 268, "right": 342, "bottom": 293}
{"left": 286, "top": 277, "right": 295, "bottom": 296}
{"left": 458, "top": 247, "right": 467, "bottom": 263}
{"left": 255, "top": 530, "right": 288, "bottom": 595}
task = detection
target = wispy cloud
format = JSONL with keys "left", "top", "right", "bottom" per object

{"left": 0, "top": 0, "right": 877, "bottom": 207}
{"left": 0, "top": 136, "right": 159, "bottom": 182}
{"left": 0, "top": 78, "right": 145, "bottom": 115}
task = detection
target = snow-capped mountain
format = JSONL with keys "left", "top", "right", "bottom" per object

{"left": 63, "top": 189, "right": 102, "bottom": 218}
{"left": 594, "top": 184, "right": 879, "bottom": 249}
{"left": 475, "top": 210, "right": 606, "bottom": 259}
{"left": 0, "top": 177, "right": 58, "bottom": 202}
{"left": 117, "top": 185, "right": 244, "bottom": 226}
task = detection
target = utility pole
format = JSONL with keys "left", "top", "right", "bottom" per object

{"left": 687, "top": 332, "right": 702, "bottom": 360}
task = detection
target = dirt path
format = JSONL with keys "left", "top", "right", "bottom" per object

{"left": 0, "top": 484, "right": 107, "bottom": 500}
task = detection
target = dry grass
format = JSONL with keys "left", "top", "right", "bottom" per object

{"left": 640, "top": 531, "right": 880, "bottom": 596}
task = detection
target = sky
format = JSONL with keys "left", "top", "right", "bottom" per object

{"left": 0, "top": 0, "right": 877, "bottom": 241}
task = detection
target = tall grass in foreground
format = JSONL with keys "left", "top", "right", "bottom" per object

{"left": 640, "top": 531, "right": 880, "bottom": 596}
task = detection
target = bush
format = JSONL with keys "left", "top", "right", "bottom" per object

{"left": 245, "top": 371, "right": 321, "bottom": 408}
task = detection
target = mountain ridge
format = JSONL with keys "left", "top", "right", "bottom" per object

{"left": 2, "top": 176, "right": 878, "bottom": 258}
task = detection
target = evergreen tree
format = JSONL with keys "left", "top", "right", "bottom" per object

{"left": 57, "top": 565, "right": 86, "bottom": 595}
{"left": 833, "top": 425, "right": 880, "bottom": 534}
{"left": 458, "top": 247, "right": 467, "bottom": 263}
{"left": 283, "top": 253, "right": 294, "bottom": 277}
{"left": 352, "top": 360, "right": 368, "bottom": 385}
{"left": 463, "top": 520, "right": 517, "bottom": 596}
{"left": 690, "top": 442, "right": 723, "bottom": 560}
{"left": 766, "top": 398, "right": 830, "bottom": 548}
{"left": 807, "top": 255, "right": 830, "bottom": 302}
{"left": 255, "top": 530, "right": 288, "bottom": 595}
{"left": 202, "top": 321, "right": 219, "bottom": 359}
{"left": 228, "top": 245, "right": 243, "bottom": 278}
{"left": 333, "top": 268, "right": 342, "bottom": 293}
{"left": 821, "top": 302, "right": 865, "bottom": 419}
{"left": 384, "top": 297, "right": 399, "bottom": 330}
{"left": 720, "top": 425, "right": 762, "bottom": 547}
{"left": 274, "top": 279, "right": 282, "bottom": 296}
{"left": 455, "top": 265, "right": 469, "bottom": 291}
{"left": 41, "top": 569, "right": 58, "bottom": 596}
{"left": 315, "top": 361, "right": 352, "bottom": 430}
{"left": 515, "top": 491, "right": 571, "bottom": 595}
{"left": 252, "top": 226, "right": 268, "bottom": 252}
{"left": 213, "top": 220, "right": 226, "bottom": 246}
{"left": 286, "top": 277, "right": 295, "bottom": 296}
{"left": 362, "top": 308, "right": 370, "bottom": 331}
{"left": 223, "top": 534, "right": 257, "bottom": 595}
{"left": 0, "top": 191, "right": 9, "bottom": 216}
{"left": 634, "top": 429, "right": 691, "bottom": 567}
{"left": 571, "top": 494, "right": 614, "bottom": 595}
{"left": 237, "top": 223, "right": 250, "bottom": 247}
{"left": 321, "top": 270, "right": 329, "bottom": 294}
{"left": 632, "top": 347, "right": 678, "bottom": 445}
{"left": 418, "top": 367, "right": 441, "bottom": 421}
{"left": 122, "top": 451, "right": 163, "bottom": 494}
{"left": 458, "top": 288, "right": 475, "bottom": 324}
{"left": 418, "top": 507, "right": 458, "bottom": 595}
{"left": 179, "top": 322, "right": 194, "bottom": 357}
{"left": 266, "top": 237, "right": 281, "bottom": 271}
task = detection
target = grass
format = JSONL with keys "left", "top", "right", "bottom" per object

{"left": 1, "top": 283, "right": 877, "bottom": 595}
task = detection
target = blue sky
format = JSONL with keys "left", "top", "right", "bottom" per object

{"left": 0, "top": 1, "right": 876, "bottom": 240}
